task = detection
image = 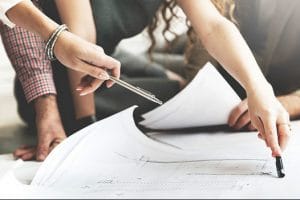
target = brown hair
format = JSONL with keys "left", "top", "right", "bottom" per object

{"left": 147, "top": 0, "right": 236, "bottom": 58}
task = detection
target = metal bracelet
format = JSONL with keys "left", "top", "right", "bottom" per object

{"left": 45, "top": 24, "right": 68, "bottom": 61}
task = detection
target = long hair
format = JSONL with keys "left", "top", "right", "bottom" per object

{"left": 147, "top": 0, "right": 236, "bottom": 58}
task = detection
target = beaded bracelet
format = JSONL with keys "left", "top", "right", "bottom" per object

{"left": 45, "top": 24, "right": 68, "bottom": 61}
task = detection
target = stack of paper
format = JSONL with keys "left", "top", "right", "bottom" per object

{"left": 140, "top": 63, "right": 241, "bottom": 129}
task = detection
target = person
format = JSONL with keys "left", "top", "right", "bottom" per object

{"left": 227, "top": 0, "right": 300, "bottom": 131}
{"left": 4, "top": 0, "right": 290, "bottom": 161}
{"left": 182, "top": 0, "right": 300, "bottom": 143}
{"left": 1, "top": 0, "right": 183, "bottom": 161}
{"left": 0, "top": 0, "right": 121, "bottom": 85}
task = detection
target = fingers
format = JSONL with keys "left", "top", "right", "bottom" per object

{"left": 277, "top": 111, "right": 291, "bottom": 151}
{"left": 262, "top": 116, "right": 281, "bottom": 157}
{"left": 82, "top": 45, "right": 121, "bottom": 86}
{"left": 247, "top": 123, "right": 257, "bottom": 131}
{"left": 77, "top": 75, "right": 105, "bottom": 96}
{"left": 86, "top": 46, "right": 120, "bottom": 72}
{"left": 36, "top": 133, "right": 52, "bottom": 161}
{"left": 76, "top": 60, "right": 110, "bottom": 81}
{"left": 13, "top": 146, "right": 36, "bottom": 161}
{"left": 20, "top": 150, "right": 36, "bottom": 161}
{"left": 277, "top": 124, "right": 290, "bottom": 151}
{"left": 106, "top": 58, "right": 121, "bottom": 88}
{"left": 252, "top": 116, "right": 268, "bottom": 146}
{"left": 233, "top": 111, "right": 251, "bottom": 130}
{"left": 49, "top": 138, "right": 64, "bottom": 152}
{"left": 228, "top": 100, "right": 248, "bottom": 127}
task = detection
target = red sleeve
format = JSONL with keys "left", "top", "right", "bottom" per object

{"left": 0, "top": 23, "right": 57, "bottom": 103}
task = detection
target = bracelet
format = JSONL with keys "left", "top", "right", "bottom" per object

{"left": 45, "top": 24, "right": 68, "bottom": 61}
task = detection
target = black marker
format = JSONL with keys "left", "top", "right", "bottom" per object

{"left": 275, "top": 156, "right": 285, "bottom": 178}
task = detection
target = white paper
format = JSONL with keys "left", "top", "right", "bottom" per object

{"left": 140, "top": 62, "right": 241, "bottom": 129}
{"left": 7, "top": 106, "right": 293, "bottom": 198}
{"left": 1, "top": 108, "right": 300, "bottom": 198}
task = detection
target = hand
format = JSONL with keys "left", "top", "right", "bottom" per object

{"left": 229, "top": 95, "right": 300, "bottom": 131}
{"left": 14, "top": 95, "right": 66, "bottom": 161}
{"left": 54, "top": 31, "right": 121, "bottom": 94}
{"left": 76, "top": 75, "right": 110, "bottom": 96}
{"left": 228, "top": 99, "right": 256, "bottom": 131}
{"left": 241, "top": 84, "right": 291, "bottom": 157}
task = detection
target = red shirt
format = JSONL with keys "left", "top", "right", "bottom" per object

{"left": 0, "top": 23, "right": 56, "bottom": 103}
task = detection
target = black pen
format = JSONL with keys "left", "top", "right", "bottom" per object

{"left": 275, "top": 156, "right": 285, "bottom": 178}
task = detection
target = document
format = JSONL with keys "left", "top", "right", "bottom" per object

{"left": 0, "top": 107, "right": 298, "bottom": 198}
{"left": 1, "top": 62, "right": 299, "bottom": 198}
{"left": 140, "top": 63, "right": 241, "bottom": 130}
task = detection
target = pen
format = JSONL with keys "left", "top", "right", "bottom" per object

{"left": 109, "top": 76, "right": 163, "bottom": 105}
{"left": 275, "top": 156, "right": 285, "bottom": 178}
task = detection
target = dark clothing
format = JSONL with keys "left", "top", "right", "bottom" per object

{"left": 16, "top": 0, "right": 180, "bottom": 134}
{"left": 91, "top": 0, "right": 162, "bottom": 55}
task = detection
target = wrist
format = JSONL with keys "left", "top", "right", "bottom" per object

{"left": 34, "top": 94, "right": 60, "bottom": 120}
{"left": 246, "top": 81, "right": 274, "bottom": 97}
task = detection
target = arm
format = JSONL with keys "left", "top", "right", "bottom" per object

{"left": 0, "top": 24, "right": 56, "bottom": 103}
{"left": 54, "top": 0, "right": 96, "bottom": 120}
{"left": 0, "top": 24, "right": 66, "bottom": 161}
{"left": 5, "top": 0, "right": 120, "bottom": 84}
{"left": 278, "top": 92, "right": 300, "bottom": 120}
{"left": 178, "top": 0, "right": 290, "bottom": 156}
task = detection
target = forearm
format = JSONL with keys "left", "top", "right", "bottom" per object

{"left": 0, "top": 24, "right": 56, "bottom": 103}
{"left": 55, "top": 0, "right": 96, "bottom": 119}
{"left": 200, "top": 20, "right": 268, "bottom": 91}
{"left": 34, "top": 95, "right": 61, "bottom": 122}
{"left": 55, "top": 0, "right": 96, "bottom": 43}
{"left": 6, "top": 0, "right": 58, "bottom": 40}
{"left": 278, "top": 92, "right": 300, "bottom": 119}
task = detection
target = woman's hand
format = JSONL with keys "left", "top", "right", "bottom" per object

{"left": 229, "top": 94, "right": 300, "bottom": 131}
{"left": 246, "top": 84, "right": 291, "bottom": 157}
{"left": 54, "top": 31, "right": 120, "bottom": 94}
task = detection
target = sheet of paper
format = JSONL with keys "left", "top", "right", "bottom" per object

{"left": 140, "top": 62, "right": 241, "bottom": 130}
{"left": 0, "top": 154, "right": 40, "bottom": 185}
{"left": 1, "top": 107, "right": 300, "bottom": 198}
{"left": 2, "top": 106, "right": 291, "bottom": 198}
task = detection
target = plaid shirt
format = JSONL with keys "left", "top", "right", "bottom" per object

{"left": 0, "top": 23, "right": 56, "bottom": 103}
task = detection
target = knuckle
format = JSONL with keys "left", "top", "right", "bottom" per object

{"left": 235, "top": 106, "right": 244, "bottom": 115}
{"left": 98, "top": 53, "right": 105, "bottom": 61}
{"left": 97, "top": 46, "right": 104, "bottom": 53}
{"left": 115, "top": 60, "right": 121, "bottom": 68}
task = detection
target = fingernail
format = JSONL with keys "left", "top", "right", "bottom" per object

{"left": 76, "top": 88, "right": 83, "bottom": 91}
{"left": 99, "top": 73, "right": 109, "bottom": 80}
{"left": 38, "top": 154, "right": 46, "bottom": 161}
{"left": 80, "top": 92, "right": 87, "bottom": 96}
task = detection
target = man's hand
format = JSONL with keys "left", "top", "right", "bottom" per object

{"left": 14, "top": 95, "right": 66, "bottom": 161}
